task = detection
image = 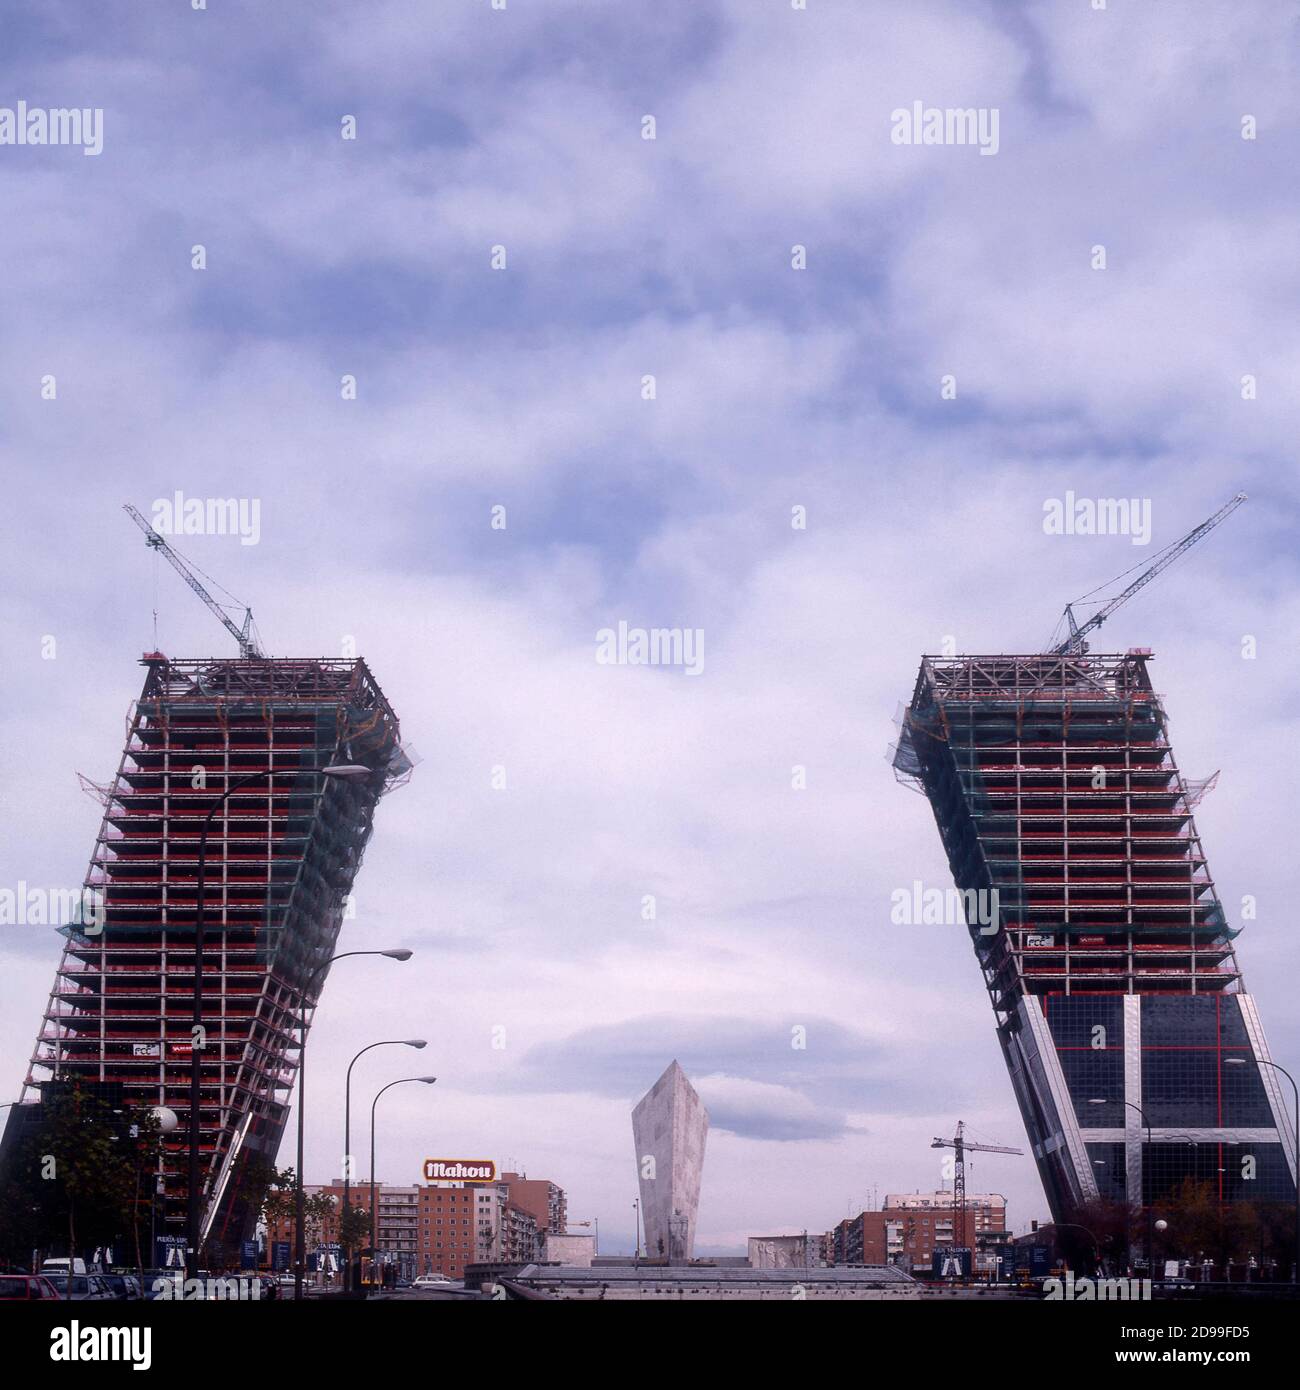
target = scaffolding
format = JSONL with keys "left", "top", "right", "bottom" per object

{"left": 21, "top": 655, "right": 409, "bottom": 1255}
{"left": 896, "top": 650, "right": 1236, "bottom": 1013}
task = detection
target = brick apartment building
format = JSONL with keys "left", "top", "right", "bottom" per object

{"left": 500, "top": 1171, "right": 567, "bottom": 1236}
{"left": 832, "top": 1193, "right": 1007, "bottom": 1268}
{"left": 268, "top": 1171, "right": 563, "bottom": 1281}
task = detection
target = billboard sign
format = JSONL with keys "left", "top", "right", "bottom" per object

{"left": 931, "top": 1247, "right": 972, "bottom": 1279}
{"left": 155, "top": 1235, "right": 186, "bottom": 1269}
{"left": 423, "top": 1158, "right": 497, "bottom": 1183}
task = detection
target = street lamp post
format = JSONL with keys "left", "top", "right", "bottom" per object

{"left": 291, "top": 947, "right": 413, "bottom": 1300}
{"left": 343, "top": 1039, "right": 427, "bottom": 1291}
{"left": 1089, "top": 1096, "right": 1153, "bottom": 1276}
{"left": 187, "top": 767, "right": 276, "bottom": 1283}
{"left": 1225, "top": 1056, "right": 1299, "bottom": 1284}
{"left": 369, "top": 1077, "right": 437, "bottom": 1293}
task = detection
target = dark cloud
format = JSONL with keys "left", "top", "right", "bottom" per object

{"left": 509, "top": 1013, "right": 951, "bottom": 1140}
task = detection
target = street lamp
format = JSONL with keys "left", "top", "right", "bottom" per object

{"left": 343, "top": 1039, "right": 427, "bottom": 1291}
{"left": 1224, "top": 1056, "right": 1299, "bottom": 1284}
{"left": 1089, "top": 1097, "right": 1154, "bottom": 1276}
{"left": 369, "top": 1076, "right": 437, "bottom": 1294}
{"left": 140, "top": 1108, "right": 179, "bottom": 1278}
{"left": 291, "top": 948, "right": 413, "bottom": 1300}
{"left": 186, "top": 767, "right": 278, "bottom": 1282}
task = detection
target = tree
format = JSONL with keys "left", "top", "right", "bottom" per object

{"left": 1064, "top": 1197, "right": 1135, "bottom": 1274}
{"left": 253, "top": 1162, "right": 298, "bottom": 1231}
{"left": 338, "top": 1200, "right": 371, "bottom": 1254}
{"left": 0, "top": 1084, "right": 158, "bottom": 1274}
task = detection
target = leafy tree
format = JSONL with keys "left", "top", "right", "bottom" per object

{"left": 0, "top": 1084, "right": 159, "bottom": 1275}
{"left": 338, "top": 1199, "right": 372, "bottom": 1253}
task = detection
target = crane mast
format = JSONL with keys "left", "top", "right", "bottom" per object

{"left": 931, "top": 1120, "right": 1022, "bottom": 1256}
{"left": 1051, "top": 491, "right": 1247, "bottom": 655}
{"left": 123, "top": 504, "right": 263, "bottom": 658}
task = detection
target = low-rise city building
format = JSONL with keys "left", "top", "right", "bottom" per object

{"left": 264, "top": 1168, "right": 563, "bottom": 1283}
{"left": 832, "top": 1193, "right": 1007, "bottom": 1269}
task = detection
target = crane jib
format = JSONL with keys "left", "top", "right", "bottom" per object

{"left": 1051, "top": 492, "right": 1246, "bottom": 655}
{"left": 123, "top": 502, "right": 263, "bottom": 658}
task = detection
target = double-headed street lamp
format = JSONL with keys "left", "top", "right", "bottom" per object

{"left": 1224, "top": 1056, "right": 1299, "bottom": 1284}
{"left": 343, "top": 1039, "right": 427, "bottom": 1290}
{"left": 1089, "top": 1096, "right": 1153, "bottom": 1276}
{"left": 370, "top": 1076, "right": 437, "bottom": 1292}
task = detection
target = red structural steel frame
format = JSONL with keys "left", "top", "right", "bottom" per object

{"left": 22, "top": 655, "right": 405, "bottom": 1253}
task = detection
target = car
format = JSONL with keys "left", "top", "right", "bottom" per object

{"left": 412, "top": 1273, "right": 455, "bottom": 1287}
{"left": 0, "top": 1274, "right": 62, "bottom": 1301}
{"left": 44, "top": 1274, "right": 116, "bottom": 1301}
{"left": 101, "top": 1273, "right": 144, "bottom": 1300}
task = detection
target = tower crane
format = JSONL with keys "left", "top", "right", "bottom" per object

{"left": 123, "top": 504, "right": 263, "bottom": 658}
{"left": 931, "top": 1121, "right": 1022, "bottom": 1253}
{"left": 1050, "top": 491, "right": 1247, "bottom": 655}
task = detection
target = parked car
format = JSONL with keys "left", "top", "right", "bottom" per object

{"left": 0, "top": 1274, "right": 62, "bottom": 1301}
{"left": 100, "top": 1273, "right": 144, "bottom": 1300}
{"left": 40, "top": 1258, "right": 87, "bottom": 1277}
{"left": 412, "top": 1273, "right": 455, "bottom": 1288}
{"left": 44, "top": 1274, "right": 116, "bottom": 1301}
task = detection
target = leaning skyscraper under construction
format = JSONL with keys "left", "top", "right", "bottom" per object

{"left": 896, "top": 648, "right": 1295, "bottom": 1241}
{"left": 894, "top": 502, "right": 1297, "bottom": 1260}
{"left": 9, "top": 652, "right": 410, "bottom": 1258}
{"left": 2, "top": 508, "right": 410, "bottom": 1262}
{"left": 8, "top": 653, "right": 405, "bottom": 1262}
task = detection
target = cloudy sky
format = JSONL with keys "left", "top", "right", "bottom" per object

{"left": 2, "top": 0, "right": 1299, "bottom": 1253}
